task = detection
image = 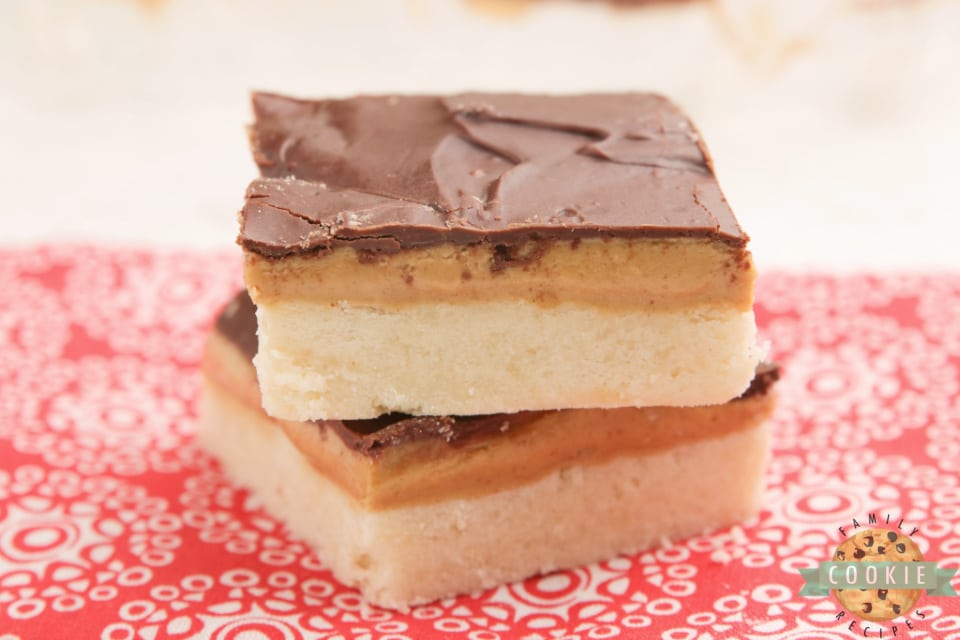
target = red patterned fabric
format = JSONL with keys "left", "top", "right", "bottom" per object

{"left": 1, "top": 246, "right": 958, "bottom": 639}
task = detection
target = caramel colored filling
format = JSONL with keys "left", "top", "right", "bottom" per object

{"left": 203, "top": 330, "right": 775, "bottom": 511}
{"left": 245, "top": 237, "right": 755, "bottom": 311}
{"left": 280, "top": 395, "right": 775, "bottom": 509}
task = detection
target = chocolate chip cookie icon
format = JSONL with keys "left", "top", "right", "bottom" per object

{"left": 832, "top": 528, "right": 923, "bottom": 622}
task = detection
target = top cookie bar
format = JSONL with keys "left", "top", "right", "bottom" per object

{"left": 239, "top": 93, "right": 762, "bottom": 421}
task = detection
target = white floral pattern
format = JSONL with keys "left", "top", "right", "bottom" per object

{"left": 0, "top": 247, "right": 958, "bottom": 639}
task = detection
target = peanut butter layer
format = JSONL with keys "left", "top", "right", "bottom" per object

{"left": 244, "top": 236, "right": 754, "bottom": 311}
{"left": 205, "top": 291, "right": 777, "bottom": 510}
{"left": 279, "top": 391, "right": 777, "bottom": 509}
{"left": 238, "top": 93, "right": 748, "bottom": 261}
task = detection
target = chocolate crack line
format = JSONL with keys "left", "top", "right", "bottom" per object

{"left": 257, "top": 201, "right": 333, "bottom": 237}
{"left": 253, "top": 201, "right": 525, "bottom": 256}
{"left": 256, "top": 181, "right": 482, "bottom": 227}
{"left": 250, "top": 200, "right": 497, "bottom": 256}
{"left": 255, "top": 202, "right": 411, "bottom": 247}
{"left": 248, "top": 181, "right": 443, "bottom": 216}
{"left": 691, "top": 186, "right": 720, "bottom": 230}
{"left": 256, "top": 197, "right": 484, "bottom": 234}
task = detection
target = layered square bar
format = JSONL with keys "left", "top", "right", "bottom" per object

{"left": 199, "top": 291, "right": 778, "bottom": 609}
{"left": 239, "top": 92, "right": 763, "bottom": 420}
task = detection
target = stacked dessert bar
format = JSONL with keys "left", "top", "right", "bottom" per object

{"left": 200, "top": 92, "right": 777, "bottom": 610}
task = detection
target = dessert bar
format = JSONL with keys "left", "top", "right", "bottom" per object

{"left": 239, "top": 92, "right": 763, "bottom": 420}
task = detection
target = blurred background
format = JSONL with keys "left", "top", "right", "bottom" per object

{"left": 1, "top": 0, "right": 958, "bottom": 269}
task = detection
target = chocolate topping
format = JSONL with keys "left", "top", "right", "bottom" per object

{"left": 213, "top": 291, "right": 778, "bottom": 456}
{"left": 743, "top": 361, "right": 780, "bottom": 399}
{"left": 331, "top": 412, "right": 544, "bottom": 455}
{"left": 239, "top": 93, "right": 746, "bottom": 257}
{"left": 213, "top": 289, "right": 258, "bottom": 362}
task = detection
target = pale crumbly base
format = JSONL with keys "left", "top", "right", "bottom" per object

{"left": 254, "top": 301, "right": 762, "bottom": 420}
{"left": 198, "top": 378, "right": 770, "bottom": 611}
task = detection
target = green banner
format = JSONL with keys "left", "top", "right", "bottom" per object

{"left": 799, "top": 563, "right": 958, "bottom": 597}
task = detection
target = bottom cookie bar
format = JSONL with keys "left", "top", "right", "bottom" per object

{"left": 198, "top": 292, "right": 778, "bottom": 610}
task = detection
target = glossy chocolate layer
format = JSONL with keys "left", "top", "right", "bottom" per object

{"left": 214, "top": 291, "right": 777, "bottom": 455}
{"left": 239, "top": 93, "right": 747, "bottom": 258}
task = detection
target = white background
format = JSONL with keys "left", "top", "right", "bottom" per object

{"left": 2, "top": 0, "right": 959, "bottom": 270}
